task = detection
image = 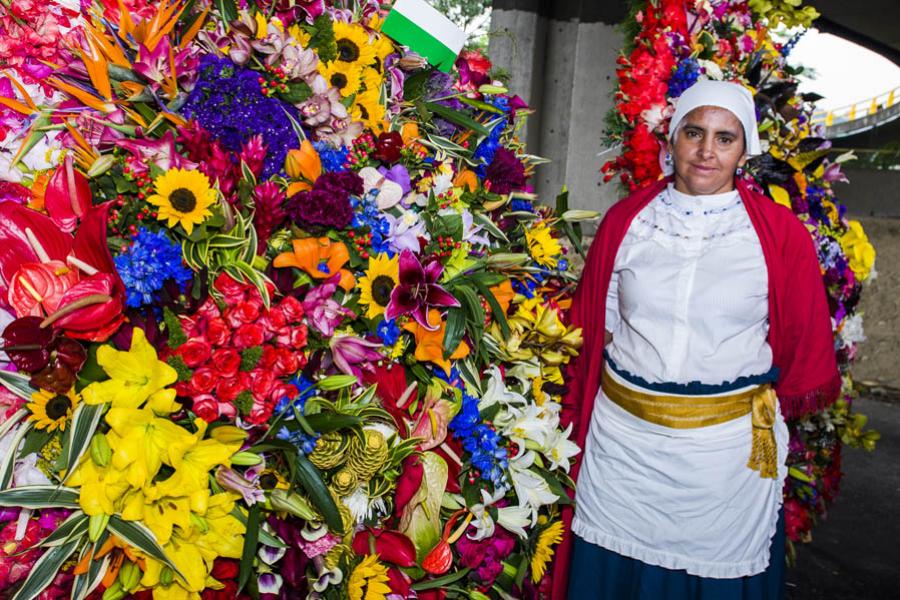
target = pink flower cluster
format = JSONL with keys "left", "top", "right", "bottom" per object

{"left": 0, "top": 0, "right": 78, "bottom": 88}
{"left": 170, "top": 274, "right": 308, "bottom": 425}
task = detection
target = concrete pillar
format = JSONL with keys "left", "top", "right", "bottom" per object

{"left": 488, "top": 1, "right": 627, "bottom": 215}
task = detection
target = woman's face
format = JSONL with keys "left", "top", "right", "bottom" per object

{"left": 670, "top": 105, "right": 747, "bottom": 196}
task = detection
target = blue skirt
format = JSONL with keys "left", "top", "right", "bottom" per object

{"left": 567, "top": 509, "right": 785, "bottom": 600}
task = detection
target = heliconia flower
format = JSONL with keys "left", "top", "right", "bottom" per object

{"left": 43, "top": 155, "right": 91, "bottom": 233}
{"left": 351, "top": 528, "right": 417, "bottom": 567}
{"left": 384, "top": 250, "right": 460, "bottom": 331}
{"left": 329, "top": 334, "right": 383, "bottom": 380}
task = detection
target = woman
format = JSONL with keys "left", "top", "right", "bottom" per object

{"left": 551, "top": 80, "right": 841, "bottom": 599}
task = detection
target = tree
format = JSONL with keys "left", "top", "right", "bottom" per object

{"left": 429, "top": 0, "right": 491, "bottom": 35}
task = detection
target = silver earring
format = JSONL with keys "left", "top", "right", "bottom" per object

{"left": 736, "top": 166, "right": 743, "bottom": 176}
{"left": 665, "top": 153, "right": 672, "bottom": 164}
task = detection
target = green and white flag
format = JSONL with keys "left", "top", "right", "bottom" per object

{"left": 382, "top": 0, "right": 467, "bottom": 73}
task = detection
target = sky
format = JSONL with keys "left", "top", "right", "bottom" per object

{"left": 787, "top": 29, "right": 900, "bottom": 112}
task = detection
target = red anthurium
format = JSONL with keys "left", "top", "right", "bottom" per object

{"left": 363, "top": 363, "right": 413, "bottom": 435}
{"left": 44, "top": 155, "right": 92, "bottom": 233}
{"left": 350, "top": 529, "right": 417, "bottom": 567}
{"left": 421, "top": 510, "right": 467, "bottom": 575}
{"left": 393, "top": 455, "right": 424, "bottom": 517}
{"left": 8, "top": 261, "right": 78, "bottom": 317}
{"left": 386, "top": 567, "right": 412, "bottom": 597}
{"left": 0, "top": 202, "right": 72, "bottom": 294}
{"left": 384, "top": 250, "right": 460, "bottom": 331}
{"left": 50, "top": 272, "right": 124, "bottom": 341}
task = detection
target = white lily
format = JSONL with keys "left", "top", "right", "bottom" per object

{"left": 468, "top": 489, "right": 531, "bottom": 540}
{"left": 508, "top": 450, "right": 561, "bottom": 525}
{"left": 545, "top": 423, "right": 580, "bottom": 473}
{"left": 479, "top": 366, "right": 526, "bottom": 411}
{"left": 497, "top": 403, "right": 556, "bottom": 451}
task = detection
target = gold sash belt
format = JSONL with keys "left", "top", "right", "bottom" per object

{"left": 601, "top": 367, "right": 778, "bottom": 479}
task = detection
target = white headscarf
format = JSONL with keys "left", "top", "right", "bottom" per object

{"left": 663, "top": 79, "right": 761, "bottom": 174}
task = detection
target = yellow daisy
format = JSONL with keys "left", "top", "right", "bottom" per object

{"left": 147, "top": 168, "right": 217, "bottom": 235}
{"left": 27, "top": 387, "right": 80, "bottom": 432}
{"left": 318, "top": 60, "right": 363, "bottom": 98}
{"left": 357, "top": 253, "right": 399, "bottom": 319}
{"left": 531, "top": 520, "right": 565, "bottom": 583}
{"left": 525, "top": 221, "right": 562, "bottom": 268}
{"left": 333, "top": 22, "right": 376, "bottom": 67}
{"left": 347, "top": 554, "right": 391, "bottom": 600}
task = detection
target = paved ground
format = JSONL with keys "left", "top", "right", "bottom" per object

{"left": 786, "top": 397, "right": 900, "bottom": 600}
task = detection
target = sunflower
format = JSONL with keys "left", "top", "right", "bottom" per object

{"left": 357, "top": 253, "right": 399, "bottom": 319}
{"left": 318, "top": 60, "right": 363, "bottom": 98}
{"left": 352, "top": 88, "right": 386, "bottom": 129}
{"left": 27, "top": 387, "right": 80, "bottom": 432}
{"left": 332, "top": 22, "right": 376, "bottom": 67}
{"left": 147, "top": 168, "right": 217, "bottom": 235}
{"left": 525, "top": 221, "right": 563, "bottom": 268}
{"left": 347, "top": 554, "right": 391, "bottom": 600}
{"left": 370, "top": 35, "right": 395, "bottom": 73}
{"left": 531, "top": 519, "right": 564, "bottom": 583}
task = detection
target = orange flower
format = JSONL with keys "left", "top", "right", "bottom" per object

{"left": 285, "top": 140, "right": 322, "bottom": 196}
{"left": 402, "top": 309, "right": 469, "bottom": 375}
{"left": 273, "top": 237, "right": 356, "bottom": 291}
{"left": 453, "top": 169, "right": 478, "bottom": 193}
{"left": 28, "top": 173, "right": 49, "bottom": 211}
{"left": 401, "top": 122, "right": 420, "bottom": 145}
{"left": 488, "top": 279, "right": 515, "bottom": 315}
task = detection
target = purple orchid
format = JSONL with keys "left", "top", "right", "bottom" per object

{"left": 385, "top": 210, "right": 429, "bottom": 254}
{"left": 379, "top": 164, "right": 412, "bottom": 196}
{"left": 384, "top": 250, "right": 460, "bottom": 330}
{"left": 329, "top": 334, "right": 382, "bottom": 380}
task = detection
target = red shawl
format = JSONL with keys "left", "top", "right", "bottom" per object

{"left": 550, "top": 177, "right": 841, "bottom": 599}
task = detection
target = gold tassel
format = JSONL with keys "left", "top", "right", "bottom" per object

{"left": 747, "top": 388, "right": 778, "bottom": 479}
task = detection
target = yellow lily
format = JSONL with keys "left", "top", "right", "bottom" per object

{"left": 120, "top": 484, "right": 192, "bottom": 546}
{"left": 158, "top": 421, "right": 243, "bottom": 497}
{"left": 105, "top": 407, "right": 195, "bottom": 489}
{"left": 82, "top": 328, "right": 178, "bottom": 412}
{"left": 67, "top": 457, "right": 130, "bottom": 516}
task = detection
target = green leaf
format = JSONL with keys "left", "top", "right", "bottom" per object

{"left": 302, "top": 413, "right": 362, "bottom": 433}
{"left": 61, "top": 404, "right": 105, "bottom": 482}
{"left": 294, "top": 454, "right": 343, "bottom": 532}
{"left": 237, "top": 503, "right": 260, "bottom": 593}
{"left": 0, "top": 417, "right": 30, "bottom": 489}
{"left": 443, "top": 307, "right": 467, "bottom": 360}
{"left": 0, "top": 370, "right": 36, "bottom": 400}
{"left": 39, "top": 511, "right": 88, "bottom": 547}
{"left": 71, "top": 542, "right": 110, "bottom": 600}
{"left": 308, "top": 14, "right": 336, "bottom": 62}
{"left": 410, "top": 568, "right": 471, "bottom": 591}
{"left": 471, "top": 280, "right": 510, "bottom": 339}
{"left": 424, "top": 102, "right": 490, "bottom": 137}
{"left": 10, "top": 538, "right": 80, "bottom": 600}
{"left": 230, "top": 506, "right": 286, "bottom": 548}
{"left": 107, "top": 516, "right": 183, "bottom": 577}
{"left": 216, "top": 0, "right": 237, "bottom": 22}
{"left": 17, "top": 428, "right": 52, "bottom": 460}
{"left": 0, "top": 486, "right": 79, "bottom": 509}
{"left": 278, "top": 80, "right": 312, "bottom": 104}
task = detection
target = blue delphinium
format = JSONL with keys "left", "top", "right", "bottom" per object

{"left": 313, "top": 141, "right": 349, "bottom": 172}
{"left": 273, "top": 375, "right": 316, "bottom": 418}
{"left": 450, "top": 393, "right": 509, "bottom": 490}
{"left": 376, "top": 318, "right": 401, "bottom": 345}
{"left": 276, "top": 427, "right": 319, "bottom": 455}
{"left": 351, "top": 191, "right": 392, "bottom": 254}
{"left": 181, "top": 55, "right": 301, "bottom": 179}
{"left": 668, "top": 58, "right": 701, "bottom": 98}
{"left": 510, "top": 199, "right": 534, "bottom": 212}
{"left": 114, "top": 228, "right": 192, "bottom": 308}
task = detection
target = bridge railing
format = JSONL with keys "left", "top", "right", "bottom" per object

{"left": 811, "top": 86, "right": 900, "bottom": 127}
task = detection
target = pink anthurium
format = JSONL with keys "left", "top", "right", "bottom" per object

{"left": 384, "top": 250, "right": 460, "bottom": 331}
{"left": 8, "top": 261, "right": 78, "bottom": 317}
{"left": 44, "top": 155, "right": 92, "bottom": 233}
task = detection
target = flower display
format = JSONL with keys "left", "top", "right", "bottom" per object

{"left": 0, "top": 2, "right": 589, "bottom": 598}
{"left": 603, "top": 0, "right": 879, "bottom": 549}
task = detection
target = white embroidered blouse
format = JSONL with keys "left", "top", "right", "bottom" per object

{"left": 572, "top": 184, "right": 789, "bottom": 578}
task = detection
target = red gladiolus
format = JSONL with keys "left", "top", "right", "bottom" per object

{"left": 43, "top": 155, "right": 91, "bottom": 233}
{"left": 351, "top": 529, "right": 417, "bottom": 567}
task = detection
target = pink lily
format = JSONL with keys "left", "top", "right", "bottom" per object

{"left": 384, "top": 250, "right": 460, "bottom": 331}
{"left": 329, "top": 334, "right": 382, "bottom": 381}
{"left": 301, "top": 276, "right": 354, "bottom": 337}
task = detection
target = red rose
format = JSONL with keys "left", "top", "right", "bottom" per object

{"left": 278, "top": 296, "right": 305, "bottom": 322}
{"left": 271, "top": 347, "right": 300, "bottom": 377}
{"left": 178, "top": 339, "right": 212, "bottom": 367}
{"left": 192, "top": 394, "right": 220, "bottom": 423}
{"left": 269, "top": 382, "right": 298, "bottom": 406}
{"left": 232, "top": 323, "right": 266, "bottom": 349}
{"left": 211, "top": 559, "right": 240, "bottom": 580}
{"left": 213, "top": 348, "right": 241, "bottom": 379}
{"left": 216, "top": 373, "right": 250, "bottom": 403}
{"left": 275, "top": 324, "right": 308, "bottom": 349}
{"left": 374, "top": 131, "right": 404, "bottom": 163}
{"left": 247, "top": 396, "right": 275, "bottom": 425}
{"left": 261, "top": 307, "right": 287, "bottom": 332}
{"left": 206, "top": 317, "right": 231, "bottom": 347}
{"left": 258, "top": 345, "right": 279, "bottom": 371}
{"left": 190, "top": 367, "right": 219, "bottom": 394}
{"left": 214, "top": 273, "right": 250, "bottom": 305}
{"left": 224, "top": 298, "right": 263, "bottom": 327}
{"left": 249, "top": 368, "right": 275, "bottom": 401}
{"left": 196, "top": 299, "right": 222, "bottom": 321}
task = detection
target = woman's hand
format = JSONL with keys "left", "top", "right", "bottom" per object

{"left": 604, "top": 330, "right": 613, "bottom": 346}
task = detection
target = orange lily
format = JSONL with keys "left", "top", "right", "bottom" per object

{"left": 489, "top": 279, "right": 515, "bottom": 315}
{"left": 273, "top": 237, "right": 355, "bottom": 291}
{"left": 400, "top": 122, "right": 420, "bottom": 145}
{"left": 402, "top": 310, "right": 470, "bottom": 376}
{"left": 284, "top": 140, "right": 322, "bottom": 195}
{"left": 453, "top": 169, "right": 478, "bottom": 193}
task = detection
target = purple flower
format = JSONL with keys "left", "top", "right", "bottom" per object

{"left": 384, "top": 250, "right": 460, "bottom": 331}
{"left": 485, "top": 148, "right": 527, "bottom": 195}
{"left": 456, "top": 526, "right": 516, "bottom": 585}
{"left": 329, "top": 334, "right": 382, "bottom": 380}
{"left": 287, "top": 171, "right": 362, "bottom": 231}
{"left": 378, "top": 164, "right": 412, "bottom": 196}
{"left": 302, "top": 275, "right": 354, "bottom": 337}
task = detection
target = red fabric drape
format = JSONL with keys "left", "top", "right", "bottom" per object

{"left": 550, "top": 177, "right": 840, "bottom": 599}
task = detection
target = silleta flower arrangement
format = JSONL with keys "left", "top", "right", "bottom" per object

{"left": 602, "top": 0, "right": 879, "bottom": 553}
{"left": 0, "top": 1, "right": 591, "bottom": 598}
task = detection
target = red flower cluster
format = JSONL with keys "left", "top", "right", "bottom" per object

{"left": 170, "top": 274, "right": 308, "bottom": 425}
